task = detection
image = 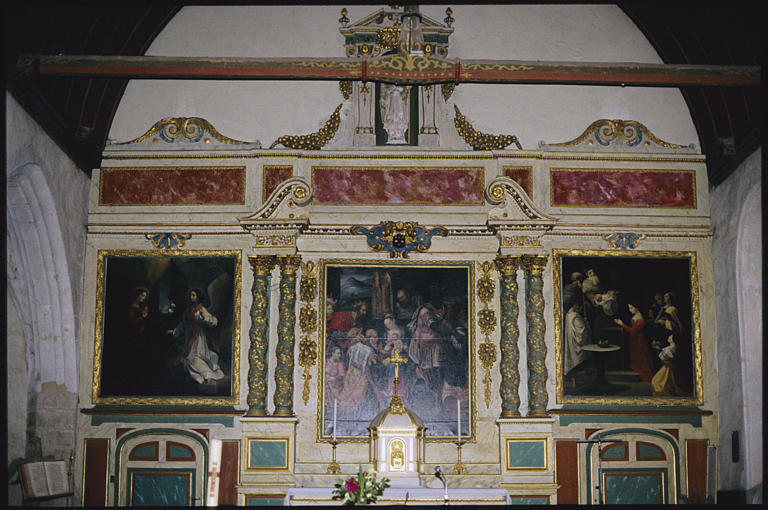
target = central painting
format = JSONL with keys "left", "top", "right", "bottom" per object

{"left": 318, "top": 260, "right": 474, "bottom": 442}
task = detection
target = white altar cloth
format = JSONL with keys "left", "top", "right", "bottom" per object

{"left": 284, "top": 487, "right": 511, "bottom": 505}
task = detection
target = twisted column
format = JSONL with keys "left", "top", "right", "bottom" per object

{"left": 495, "top": 255, "right": 521, "bottom": 418}
{"left": 246, "top": 255, "right": 276, "bottom": 417}
{"left": 273, "top": 255, "right": 301, "bottom": 416}
{"left": 521, "top": 255, "right": 549, "bottom": 416}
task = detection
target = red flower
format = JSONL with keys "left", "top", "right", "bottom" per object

{"left": 345, "top": 478, "right": 359, "bottom": 493}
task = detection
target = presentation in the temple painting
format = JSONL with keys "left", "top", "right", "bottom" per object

{"left": 554, "top": 250, "right": 701, "bottom": 403}
{"left": 320, "top": 261, "right": 473, "bottom": 440}
{"left": 93, "top": 251, "right": 240, "bottom": 403}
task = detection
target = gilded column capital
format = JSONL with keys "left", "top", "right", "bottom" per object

{"left": 277, "top": 254, "right": 302, "bottom": 274}
{"left": 249, "top": 255, "right": 277, "bottom": 276}
{"left": 494, "top": 255, "right": 521, "bottom": 275}
{"left": 521, "top": 254, "right": 548, "bottom": 275}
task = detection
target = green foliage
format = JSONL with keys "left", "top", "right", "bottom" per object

{"left": 332, "top": 465, "right": 390, "bottom": 505}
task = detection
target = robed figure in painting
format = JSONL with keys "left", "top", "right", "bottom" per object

{"left": 563, "top": 300, "right": 592, "bottom": 387}
{"left": 614, "top": 304, "right": 654, "bottom": 382}
{"left": 167, "top": 288, "right": 225, "bottom": 385}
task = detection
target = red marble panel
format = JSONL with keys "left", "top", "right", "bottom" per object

{"left": 503, "top": 166, "right": 533, "bottom": 197}
{"left": 100, "top": 167, "right": 245, "bottom": 205}
{"left": 312, "top": 167, "right": 484, "bottom": 205}
{"left": 555, "top": 440, "right": 579, "bottom": 504}
{"left": 550, "top": 168, "right": 696, "bottom": 208}
{"left": 263, "top": 165, "right": 293, "bottom": 202}
{"left": 218, "top": 440, "right": 240, "bottom": 506}
{"left": 686, "top": 439, "right": 708, "bottom": 503}
{"left": 83, "top": 438, "right": 109, "bottom": 506}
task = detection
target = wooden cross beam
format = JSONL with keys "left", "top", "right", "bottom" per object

{"left": 16, "top": 54, "right": 760, "bottom": 87}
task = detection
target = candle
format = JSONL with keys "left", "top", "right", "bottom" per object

{"left": 333, "top": 399, "right": 337, "bottom": 442}
{"left": 457, "top": 399, "right": 461, "bottom": 443}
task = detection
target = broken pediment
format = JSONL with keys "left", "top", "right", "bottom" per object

{"left": 106, "top": 117, "right": 261, "bottom": 150}
{"left": 538, "top": 119, "right": 696, "bottom": 153}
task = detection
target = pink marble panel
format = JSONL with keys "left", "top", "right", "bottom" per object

{"left": 312, "top": 167, "right": 485, "bottom": 205}
{"left": 503, "top": 167, "right": 533, "bottom": 197}
{"left": 100, "top": 167, "right": 245, "bottom": 205}
{"left": 263, "top": 166, "right": 293, "bottom": 202}
{"left": 550, "top": 168, "right": 696, "bottom": 208}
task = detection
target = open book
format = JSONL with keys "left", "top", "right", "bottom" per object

{"left": 18, "top": 460, "right": 71, "bottom": 500}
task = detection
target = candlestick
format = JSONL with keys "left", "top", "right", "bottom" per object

{"left": 333, "top": 399, "right": 337, "bottom": 442}
{"left": 457, "top": 399, "right": 461, "bottom": 443}
{"left": 327, "top": 439, "right": 341, "bottom": 475}
{"left": 453, "top": 439, "right": 467, "bottom": 475}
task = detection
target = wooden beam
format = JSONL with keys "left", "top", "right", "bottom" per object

{"left": 17, "top": 54, "right": 760, "bottom": 87}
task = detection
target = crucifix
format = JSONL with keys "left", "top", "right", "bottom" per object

{"left": 385, "top": 349, "right": 408, "bottom": 414}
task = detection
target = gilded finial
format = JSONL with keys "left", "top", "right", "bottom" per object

{"left": 339, "top": 8, "right": 349, "bottom": 27}
{"left": 444, "top": 7, "right": 454, "bottom": 27}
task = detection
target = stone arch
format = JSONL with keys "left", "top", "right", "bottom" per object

{"left": 6, "top": 162, "right": 78, "bottom": 462}
{"left": 735, "top": 185, "right": 762, "bottom": 493}
{"left": 6, "top": 162, "right": 77, "bottom": 393}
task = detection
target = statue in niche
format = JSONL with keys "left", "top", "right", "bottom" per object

{"left": 380, "top": 84, "right": 410, "bottom": 144}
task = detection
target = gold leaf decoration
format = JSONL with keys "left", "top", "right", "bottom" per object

{"left": 454, "top": 105, "right": 523, "bottom": 150}
{"left": 298, "top": 261, "right": 319, "bottom": 405}
{"left": 476, "top": 261, "right": 498, "bottom": 407}
{"left": 441, "top": 83, "right": 455, "bottom": 102}
{"left": 339, "top": 80, "right": 353, "bottom": 100}
{"left": 115, "top": 117, "right": 251, "bottom": 145}
{"left": 270, "top": 104, "right": 343, "bottom": 150}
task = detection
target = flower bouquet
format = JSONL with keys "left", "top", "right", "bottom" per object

{"left": 333, "top": 465, "right": 390, "bottom": 505}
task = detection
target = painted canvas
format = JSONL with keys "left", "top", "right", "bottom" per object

{"left": 554, "top": 250, "right": 701, "bottom": 404}
{"left": 94, "top": 250, "right": 240, "bottom": 404}
{"left": 320, "top": 261, "right": 473, "bottom": 440}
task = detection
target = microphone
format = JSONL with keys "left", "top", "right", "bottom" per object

{"left": 435, "top": 466, "right": 444, "bottom": 480}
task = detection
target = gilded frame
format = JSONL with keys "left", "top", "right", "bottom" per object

{"left": 92, "top": 250, "right": 241, "bottom": 406}
{"left": 554, "top": 249, "right": 703, "bottom": 406}
{"left": 317, "top": 259, "right": 476, "bottom": 442}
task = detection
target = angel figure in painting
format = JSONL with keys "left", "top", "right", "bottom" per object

{"left": 167, "top": 288, "right": 225, "bottom": 385}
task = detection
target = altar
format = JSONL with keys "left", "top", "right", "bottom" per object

{"left": 283, "top": 487, "right": 512, "bottom": 506}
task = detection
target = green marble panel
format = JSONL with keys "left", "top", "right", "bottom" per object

{"left": 603, "top": 468, "right": 666, "bottom": 504}
{"left": 168, "top": 443, "right": 194, "bottom": 460}
{"left": 508, "top": 496, "right": 549, "bottom": 505}
{"left": 507, "top": 440, "right": 546, "bottom": 469}
{"left": 246, "top": 496, "right": 284, "bottom": 506}
{"left": 131, "top": 442, "right": 157, "bottom": 459}
{"left": 602, "top": 443, "right": 627, "bottom": 459}
{"left": 637, "top": 442, "right": 665, "bottom": 460}
{"left": 249, "top": 440, "right": 287, "bottom": 469}
{"left": 128, "top": 468, "right": 194, "bottom": 507}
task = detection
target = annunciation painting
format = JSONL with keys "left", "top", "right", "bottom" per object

{"left": 93, "top": 250, "right": 240, "bottom": 405}
{"left": 319, "top": 261, "right": 474, "bottom": 441}
{"left": 554, "top": 250, "right": 702, "bottom": 405}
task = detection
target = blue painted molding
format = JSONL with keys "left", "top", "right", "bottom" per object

{"left": 350, "top": 221, "right": 448, "bottom": 258}
{"left": 145, "top": 232, "right": 192, "bottom": 249}
{"left": 603, "top": 232, "right": 645, "bottom": 250}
